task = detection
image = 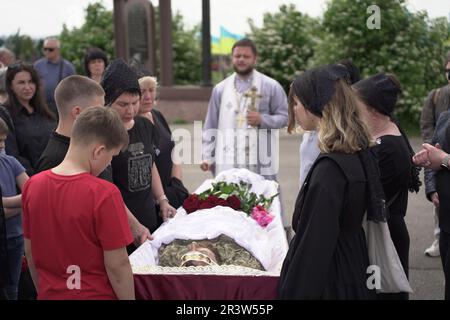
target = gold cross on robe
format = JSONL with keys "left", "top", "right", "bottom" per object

{"left": 244, "top": 86, "right": 262, "bottom": 112}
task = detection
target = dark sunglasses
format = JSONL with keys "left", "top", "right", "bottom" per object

{"left": 445, "top": 69, "right": 450, "bottom": 73}
{"left": 43, "top": 48, "right": 56, "bottom": 52}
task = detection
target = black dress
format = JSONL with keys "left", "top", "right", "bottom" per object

{"left": 151, "top": 110, "right": 188, "bottom": 211}
{"left": 111, "top": 117, "right": 158, "bottom": 232}
{"left": 278, "top": 153, "right": 375, "bottom": 300}
{"left": 151, "top": 110, "right": 173, "bottom": 188}
{"left": 372, "top": 135, "right": 410, "bottom": 299}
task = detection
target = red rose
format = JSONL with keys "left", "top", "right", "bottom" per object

{"left": 216, "top": 198, "right": 228, "bottom": 207}
{"left": 226, "top": 195, "right": 241, "bottom": 210}
{"left": 206, "top": 195, "right": 220, "bottom": 206}
{"left": 198, "top": 200, "right": 214, "bottom": 210}
{"left": 183, "top": 194, "right": 200, "bottom": 214}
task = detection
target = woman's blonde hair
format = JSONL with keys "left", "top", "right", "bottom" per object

{"left": 317, "top": 80, "right": 372, "bottom": 154}
{"left": 138, "top": 76, "right": 157, "bottom": 88}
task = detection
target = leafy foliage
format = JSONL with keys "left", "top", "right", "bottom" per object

{"left": 198, "top": 181, "right": 277, "bottom": 215}
{"left": 248, "top": 4, "right": 321, "bottom": 91}
{"left": 311, "top": 0, "right": 450, "bottom": 125}
{"left": 59, "top": 2, "right": 201, "bottom": 84}
{"left": 153, "top": 9, "right": 202, "bottom": 85}
{"left": 59, "top": 2, "right": 114, "bottom": 75}
{"left": 1, "top": 32, "right": 40, "bottom": 62}
{"left": 248, "top": 1, "right": 449, "bottom": 127}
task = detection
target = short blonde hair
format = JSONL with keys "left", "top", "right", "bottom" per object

{"left": 318, "top": 80, "right": 372, "bottom": 154}
{"left": 138, "top": 76, "right": 157, "bottom": 88}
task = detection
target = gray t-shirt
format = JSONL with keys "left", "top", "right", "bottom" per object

{"left": 0, "top": 151, "right": 25, "bottom": 238}
{"left": 34, "top": 58, "right": 75, "bottom": 105}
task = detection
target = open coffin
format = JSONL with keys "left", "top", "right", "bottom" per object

{"left": 130, "top": 168, "right": 289, "bottom": 299}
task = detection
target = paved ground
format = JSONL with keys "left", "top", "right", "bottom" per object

{"left": 173, "top": 123, "right": 444, "bottom": 300}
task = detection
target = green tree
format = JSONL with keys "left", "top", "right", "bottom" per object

{"left": 248, "top": 4, "right": 321, "bottom": 91}
{"left": 2, "top": 31, "right": 40, "bottom": 62}
{"left": 152, "top": 9, "right": 202, "bottom": 85}
{"left": 59, "top": 2, "right": 201, "bottom": 84}
{"left": 59, "top": 2, "right": 114, "bottom": 75}
{"left": 312, "top": 0, "right": 449, "bottom": 126}
{"left": 170, "top": 11, "right": 202, "bottom": 85}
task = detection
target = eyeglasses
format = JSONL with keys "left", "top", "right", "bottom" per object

{"left": 43, "top": 48, "right": 56, "bottom": 52}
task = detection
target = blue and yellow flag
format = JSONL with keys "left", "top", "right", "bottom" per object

{"left": 211, "top": 26, "right": 244, "bottom": 55}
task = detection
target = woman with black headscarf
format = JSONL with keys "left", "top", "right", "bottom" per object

{"left": 353, "top": 73, "right": 421, "bottom": 300}
{"left": 100, "top": 59, "right": 177, "bottom": 241}
{"left": 278, "top": 65, "right": 381, "bottom": 299}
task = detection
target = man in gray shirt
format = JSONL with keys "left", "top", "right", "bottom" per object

{"left": 201, "top": 38, "right": 288, "bottom": 181}
{"left": 34, "top": 37, "right": 75, "bottom": 116}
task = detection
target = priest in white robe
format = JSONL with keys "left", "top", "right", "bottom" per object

{"left": 201, "top": 38, "right": 288, "bottom": 181}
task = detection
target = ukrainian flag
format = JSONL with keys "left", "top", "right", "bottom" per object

{"left": 211, "top": 36, "right": 222, "bottom": 55}
{"left": 211, "top": 26, "right": 244, "bottom": 55}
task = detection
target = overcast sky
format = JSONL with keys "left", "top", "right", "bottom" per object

{"left": 1, "top": 0, "right": 449, "bottom": 38}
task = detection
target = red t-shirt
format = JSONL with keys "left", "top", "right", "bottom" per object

{"left": 22, "top": 171, "right": 133, "bottom": 300}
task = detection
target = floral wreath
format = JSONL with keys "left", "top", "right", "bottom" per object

{"left": 182, "top": 181, "right": 278, "bottom": 228}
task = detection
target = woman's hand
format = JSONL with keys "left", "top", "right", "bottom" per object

{"left": 159, "top": 200, "right": 177, "bottom": 221}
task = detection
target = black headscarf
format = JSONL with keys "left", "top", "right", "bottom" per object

{"left": 291, "top": 64, "right": 349, "bottom": 117}
{"left": 292, "top": 65, "right": 390, "bottom": 222}
{"left": 337, "top": 58, "right": 361, "bottom": 84}
{"left": 101, "top": 58, "right": 141, "bottom": 106}
{"left": 352, "top": 73, "right": 400, "bottom": 116}
{"left": 354, "top": 73, "right": 421, "bottom": 193}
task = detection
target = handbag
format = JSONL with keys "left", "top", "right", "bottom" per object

{"left": 363, "top": 214, "right": 413, "bottom": 293}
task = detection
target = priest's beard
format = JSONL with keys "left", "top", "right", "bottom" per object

{"left": 234, "top": 65, "right": 254, "bottom": 77}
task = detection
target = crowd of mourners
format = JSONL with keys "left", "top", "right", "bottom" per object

{"left": 0, "top": 36, "right": 449, "bottom": 300}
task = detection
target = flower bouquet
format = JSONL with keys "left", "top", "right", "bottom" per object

{"left": 182, "top": 181, "right": 278, "bottom": 228}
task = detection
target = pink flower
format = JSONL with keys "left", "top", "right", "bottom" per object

{"left": 251, "top": 205, "right": 274, "bottom": 228}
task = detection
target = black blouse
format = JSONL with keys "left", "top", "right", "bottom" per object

{"left": 150, "top": 109, "right": 188, "bottom": 210}
{"left": 151, "top": 109, "right": 175, "bottom": 188}
{"left": 111, "top": 117, "right": 158, "bottom": 232}
{"left": 372, "top": 135, "right": 410, "bottom": 217}
{"left": 1, "top": 105, "right": 55, "bottom": 176}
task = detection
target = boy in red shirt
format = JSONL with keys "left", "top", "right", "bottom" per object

{"left": 22, "top": 106, "right": 134, "bottom": 300}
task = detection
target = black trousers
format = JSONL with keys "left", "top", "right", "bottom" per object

{"left": 440, "top": 230, "right": 450, "bottom": 300}
{"left": 378, "top": 214, "right": 410, "bottom": 300}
